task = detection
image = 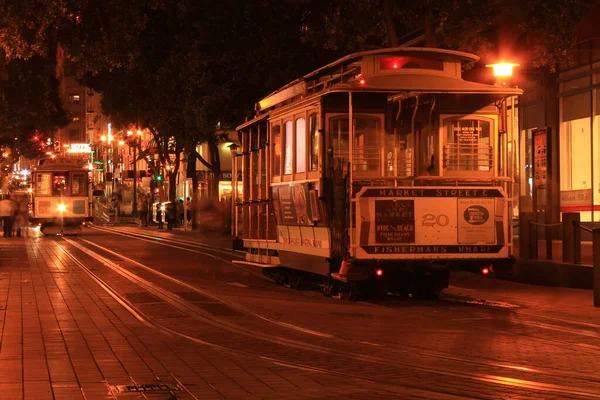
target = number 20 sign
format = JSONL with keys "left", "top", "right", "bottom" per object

{"left": 422, "top": 214, "right": 450, "bottom": 227}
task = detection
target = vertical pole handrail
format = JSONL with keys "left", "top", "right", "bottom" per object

{"left": 348, "top": 92, "right": 354, "bottom": 258}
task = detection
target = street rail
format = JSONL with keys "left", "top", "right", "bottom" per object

{"left": 52, "top": 235, "right": 600, "bottom": 399}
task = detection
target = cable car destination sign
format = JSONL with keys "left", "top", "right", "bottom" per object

{"left": 355, "top": 186, "right": 506, "bottom": 258}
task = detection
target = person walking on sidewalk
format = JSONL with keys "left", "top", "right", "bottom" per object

{"left": 185, "top": 197, "right": 192, "bottom": 230}
{"left": 177, "top": 199, "right": 184, "bottom": 227}
{"left": 165, "top": 201, "right": 177, "bottom": 231}
{"left": 0, "top": 195, "right": 15, "bottom": 237}
{"left": 13, "top": 194, "right": 28, "bottom": 237}
{"left": 138, "top": 194, "right": 148, "bottom": 227}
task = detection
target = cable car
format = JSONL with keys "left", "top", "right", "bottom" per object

{"left": 30, "top": 157, "right": 93, "bottom": 235}
{"left": 233, "top": 47, "right": 522, "bottom": 299}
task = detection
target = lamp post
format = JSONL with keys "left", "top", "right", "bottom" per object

{"left": 487, "top": 62, "right": 529, "bottom": 260}
{"left": 127, "top": 130, "right": 143, "bottom": 217}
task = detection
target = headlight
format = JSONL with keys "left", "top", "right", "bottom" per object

{"left": 57, "top": 203, "right": 67, "bottom": 212}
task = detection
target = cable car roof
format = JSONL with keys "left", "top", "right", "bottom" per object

{"left": 238, "top": 47, "right": 523, "bottom": 131}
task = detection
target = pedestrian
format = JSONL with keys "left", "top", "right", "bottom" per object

{"left": 138, "top": 194, "right": 148, "bottom": 227}
{"left": 13, "top": 194, "right": 28, "bottom": 237}
{"left": 185, "top": 197, "right": 192, "bottom": 230}
{"left": 111, "top": 192, "right": 121, "bottom": 223}
{"left": 165, "top": 201, "right": 177, "bottom": 230}
{"left": 0, "top": 195, "right": 15, "bottom": 238}
{"left": 177, "top": 199, "right": 184, "bottom": 227}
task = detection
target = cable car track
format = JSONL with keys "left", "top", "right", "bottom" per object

{"left": 87, "top": 225, "right": 600, "bottom": 361}
{"left": 53, "top": 236, "right": 600, "bottom": 399}
{"left": 90, "top": 226, "right": 600, "bottom": 330}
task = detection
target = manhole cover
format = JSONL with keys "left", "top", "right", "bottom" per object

{"left": 124, "top": 292, "right": 163, "bottom": 303}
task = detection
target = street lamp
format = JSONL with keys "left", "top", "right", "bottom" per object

{"left": 486, "top": 62, "right": 519, "bottom": 86}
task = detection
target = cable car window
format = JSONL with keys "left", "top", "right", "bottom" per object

{"left": 445, "top": 119, "right": 492, "bottom": 172}
{"left": 272, "top": 125, "right": 281, "bottom": 176}
{"left": 308, "top": 114, "right": 318, "bottom": 171}
{"left": 53, "top": 174, "right": 69, "bottom": 195}
{"left": 284, "top": 120, "right": 293, "bottom": 175}
{"left": 71, "top": 173, "right": 86, "bottom": 196}
{"left": 295, "top": 118, "right": 306, "bottom": 173}
{"left": 329, "top": 115, "right": 382, "bottom": 172}
{"left": 35, "top": 173, "right": 52, "bottom": 195}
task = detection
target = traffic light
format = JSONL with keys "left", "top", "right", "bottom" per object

{"left": 156, "top": 174, "right": 163, "bottom": 182}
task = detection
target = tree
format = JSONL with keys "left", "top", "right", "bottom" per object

{"left": 294, "top": 0, "right": 596, "bottom": 72}
{"left": 85, "top": 0, "right": 340, "bottom": 204}
{"left": 0, "top": 56, "right": 68, "bottom": 160}
{"left": 0, "top": 0, "right": 156, "bottom": 72}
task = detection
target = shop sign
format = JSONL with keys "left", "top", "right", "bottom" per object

{"left": 219, "top": 171, "right": 242, "bottom": 181}
{"left": 533, "top": 129, "right": 547, "bottom": 187}
{"left": 67, "top": 143, "right": 91, "bottom": 153}
{"left": 560, "top": 189, "right": 593, "bottom": 212}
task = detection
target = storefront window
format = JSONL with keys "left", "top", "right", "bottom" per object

{"left": 559, "top": 116, "right": 599, "bottom": 221}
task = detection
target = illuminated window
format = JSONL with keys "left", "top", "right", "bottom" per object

{"left": 68, "top": 94, "right": 81, "bottom": 105}
{"left": 35, "top": 173, "right": 52, "bottom": 196}
{"left": 272, "top": 125, "right": 281, "bottom": 176}
{"left": 52, "top": 174, "right": 69, "bottom": 195}
{"left": 295, "top": 118, "right": 306, "bottom": 173}
{"left": 284, "top": 121, "right": 293, "bottom": 175}
{"left": 308, "top": 114, "right": 318, "bottom": 171}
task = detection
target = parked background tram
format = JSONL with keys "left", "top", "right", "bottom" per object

{"left": 233, "top": 47, "right": 522, "bottom": 299}
{"left": 31, "top": 157, "right": 93, "bottom": 235}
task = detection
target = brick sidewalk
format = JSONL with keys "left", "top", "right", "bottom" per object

{"left": 2, "top": 234, "right": 463, "bottom": 399}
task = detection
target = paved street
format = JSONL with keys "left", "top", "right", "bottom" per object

{"left": 1, "top": 226, "right": 600, "bottom": 399}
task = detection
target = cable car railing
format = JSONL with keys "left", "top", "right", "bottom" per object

{"left": 442, "top": 144, "right": 493, "bottom": 171}
{"left": 332, "top": 146, "right": 413, "bottom": 177}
